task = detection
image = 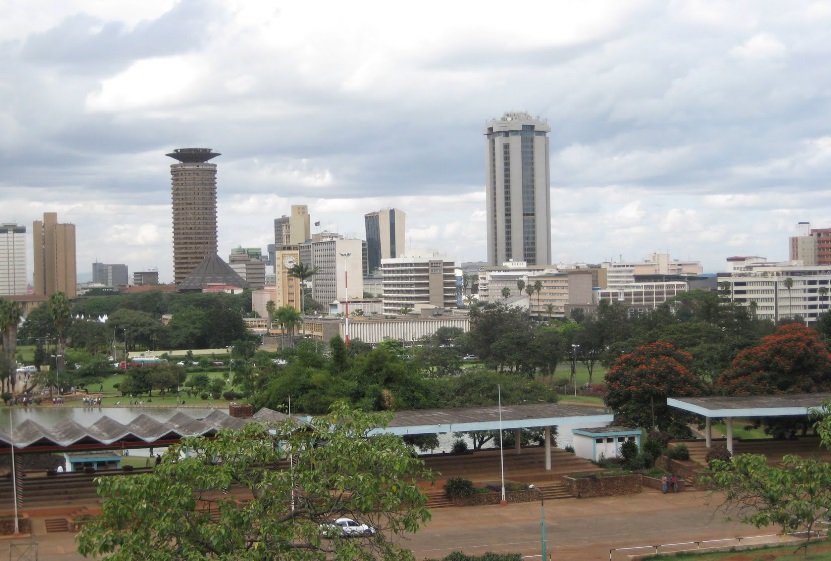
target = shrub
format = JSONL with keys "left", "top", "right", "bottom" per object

{"left": 667, "top": 444, "right": 690, "bottom": 461}
{"left": 620, "top": 440, "right": 639, "bottom": 465}
{"left": 222, "top": 390, "right": 244, "bottom": 401}
{"left": 451, "top": 439, "right": 469, "bottom": 454}
{"left": 564, "top": 444, "right": 574, "bottom": 453}
{"left": 122, "top": 465, "right": 134, "bottom": 472}
{"left": 200, "top": 392, "right": 210, "bottom": 400}
{"left": 705, "top": 444, "right": 732, "bottom": 466}
{"left": 444, "top": 477, "right": 475, "bottom": 499}
{"left": 642, "top": 437, "right": 663, "bottom": 463}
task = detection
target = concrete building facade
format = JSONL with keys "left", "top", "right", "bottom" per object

{"left": 485, "top": 112, "right": 551, "bottom": 266}
{"left": 305, "top": 233, "right": 364, "bottom": 307}
{"left": 168, "top": 148, "right": 220, "bottom": 284}
{"left": 365, "top": 208, "right": 406, "bottom": 274}
{"left": 380, "top": 255, "right": 457, "bottom": 315}
{"left": 92, "top": 263, "right": 128, "bottom": 287}
{"left": 274, "top": 205, "right": 311, "bottom": 249}
{"left": 274, "top": 249, "right": 301, "bottom": 311}
{"left": 0, "top": 223, "right": 26, "bottom": 296}
{"left": 32, "top": 212, "right": 76, "bottom": 298}
{"left": 790, "top": 222, "right": 831, "bottom": 266}
{"left": 133, "top": 271, "right": 159, "bottom": 286}
{"left": 718, "top": 256, "right": 831, "bottom": 324}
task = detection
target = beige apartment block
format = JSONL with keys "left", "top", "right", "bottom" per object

{"left": 168, "top": 148, "right": 219, "bottom": 285}
{"left": 381, "top": 255, "right": 456, "bottom": 315}
{"left": 32, "top": 212, "right": 76, "bottom": 298}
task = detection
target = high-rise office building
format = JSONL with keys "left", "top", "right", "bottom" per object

{"left": 0, "top": 223, "right": 26, "bottom": 296}
{"left": 365, "top": 208, "right": 406, "bottom": 274}
{"left": 790, "top": 222, "right": 831, "bottom": 266}
{"left": 33, "top": 212, "right": 77, "bottom": 298}
{"left": 485, "top": 112, "right": 552, "bottom": 266}
{"left": 168, "top": 147, "right": 220, "bottom": 284}
{"left": 92, "top": 263, "right": 128, "bottom": 287}
{"left": 274, "top": 205, "right": 311, "bottom": 250}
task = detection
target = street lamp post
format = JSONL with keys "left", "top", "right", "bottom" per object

{"left": 339, "top": 252, "right": 351, "bottom": 345}
{"left": 529, "top": 484, "right": 548, "bottom": 560}
{"left": 570, "top": 343, "right": 580, "bottom": 397}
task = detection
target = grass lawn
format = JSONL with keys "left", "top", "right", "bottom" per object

{"left": 711, "top": 419, "right": 771, "bottom": 440}
{"left": 552, "top": 362, "right": 607, "bottom": 387}
{"left": 650, "top": 541, "right": 831, "bottom": 561}
{"left": 75, "top": 370, "right": 241, "bottom": 407}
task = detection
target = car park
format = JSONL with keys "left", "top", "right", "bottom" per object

{"left": 320, "top": 517, "right": 376, "bottom": 538}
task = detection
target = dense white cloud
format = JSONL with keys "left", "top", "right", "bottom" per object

{"left": 2, "top": 0, "right": 830, "bottom": 282}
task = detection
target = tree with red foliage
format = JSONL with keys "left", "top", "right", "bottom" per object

{"left": 716, "top": 322, "right": 831, "bottom": 396}
{"left": 605, "top": 341, "right": 705, "bottom": 435}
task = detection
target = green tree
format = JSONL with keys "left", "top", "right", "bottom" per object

{"left": 275, "top": 305, "right": 301, "bottom": 348}
{"left": 288, "top": 262, "right": 318, "bottom": 314}
{"left": 706, "top": 403, "right": 831, "bottom": 549}
{"left": 0, "top": 299, "right": 22, "bottom": 392}
{"left": 716, "top": 322, "right": 831, "bottom": 396}
{"left": 783, "top": 276, "right": 794, "bottom": 320}
{"left": 501, "top": 287, "right": 511, "bottom": 301}
{"left": 77, "top": 403, "right": 431, "bottom": 561}
{"left": 604, "top": 340, "right": 704, "bottom": 435}
{"left": 48, "top": 292, "right": 71, "bottom": 396}
{"left": 265, "top": 299, "right": 276, "bottom": 331}
{"left": 516, "top": 279, "right": 525, "bottom": 296}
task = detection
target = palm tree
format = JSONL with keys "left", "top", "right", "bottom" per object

{"left": 533, "top": 280, "right": 543, "bottom": 311}
{"left": 501, "top": 287, "right": 511, "bottom": 301}
{"left": 820, "top": 286, "right": 829, "bottom": 314}
{"left": 784, "top": 277, "right": 794, "bottom": 320}
{"left": 545, "top": 303, "right": 555, "bottom": 321}
{"left": 517, "top": 279, "right": 526, "bottom": 295}
{"left": 0, "top": 299, "right": 22, "bottom": 393}
{"left": 48, "top": 292, "right": 71, "bottom": 396}
{"left": 525, "top": 285, "right": 534, "bottom": 316}
{"left": 265, "top": 300, "right": 276, "bottom": 332}
{"left": 288, "top": 263, "right": 318, "bottom": 314}
{"left": 275, "top": 306, "right": 301, "bottom": 348}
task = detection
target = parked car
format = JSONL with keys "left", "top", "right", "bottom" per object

{"left": 320, "top": 517, "right": 376, "bottom": 538}
{"left": 463, "top": 354, "right": 478, "bottom": 361}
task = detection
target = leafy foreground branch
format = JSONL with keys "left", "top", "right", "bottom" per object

{"left": 77, "top": 403, "right": 432, "bottom": 561}
{"left": 704, "top": 403, "right": 831, "bottom": 549}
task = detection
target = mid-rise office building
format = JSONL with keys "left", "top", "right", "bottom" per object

{"left": 274, "top": 249, "right": 302, "bottom": 311}
{"left": 168, "top": 147, "right": 220, "bottom": 284}
{"left": 0, "top": 223, "right": 26, "bottom": 296}
{"left": 229, "top": 249, "right": 266, "bottom": 290}
{"left": 274, "top": 205, "right": 311, "bottom": 249}
{"left": 365, "top": 208, "right": 406, "bottom": 274}
{"left": 719, "top": 256, "right": 831, "bottom": 324}
{"left": 33, "top": 212, "right": 76, "bottom": 298}
{"left": 92, "top": 263, "right": 128, "bottom": 287}
{"left": 485, "top": 112, "right": 551, "bottom": 266}
{"left": 133, "top": 270, "right": 159, "bottom": 286}
{"left": 304, "top": 233, "right": 363, "bottom": 307}
{"left": 380, "top": 255, "right": 457, "bottom": 315}
{"left": 789, "top": 222, "right": 831, "bottom": 265}
{"left": 601, "top": 253, "right": 703, "bottom": 289}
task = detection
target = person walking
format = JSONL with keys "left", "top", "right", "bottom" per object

{"left": 661, "top": 475, "right": 668, "bottom": 494}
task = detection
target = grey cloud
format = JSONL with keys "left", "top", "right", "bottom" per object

{"left": 20, "top": 0, "right": 223, "bottom": 69}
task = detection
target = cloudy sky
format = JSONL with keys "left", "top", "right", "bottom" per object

{"left": 3, "top": 0, "right": 831, "bottom": 283}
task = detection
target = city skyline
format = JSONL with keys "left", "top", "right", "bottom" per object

{"left": 3, "top": 2, "right": 831, "bottom": 283}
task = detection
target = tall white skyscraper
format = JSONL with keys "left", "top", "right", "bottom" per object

{"left": 0, "top": 223, "right": 26, "bottom": 295}
{"left": 485, "top": 112, "right": 552, "bottom": 266}
{"left": 365, "top": 208, "right": 406, "bottom": 274}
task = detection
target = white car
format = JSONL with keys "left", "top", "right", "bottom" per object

{"left": 320, "top": 517, "right": 376, "bottom": 538}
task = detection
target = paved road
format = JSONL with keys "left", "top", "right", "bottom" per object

{"left": 4, "top": 489, "right": 772, "bottom": 561}
{"left": 402, "top": 490, "right": 766, "bottom": 561}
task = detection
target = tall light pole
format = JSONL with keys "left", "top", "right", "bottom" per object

{"left": 529, "top": 484, "right": 548, "bottom": 561}
{"left": 339, "top": 252, "right": 351, "bottom": 345}
{"left": 570, "top": 343, "right": 580, "bottom": 397}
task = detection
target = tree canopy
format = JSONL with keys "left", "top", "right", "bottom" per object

{"left": 716, "top": 322, "right": 831, "bottom": 395}
{"left": 604, "top": 340, "right": 704, "bottom": 435}
{"left": 77, "top": 403, "right": 432, "bottom": 561}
